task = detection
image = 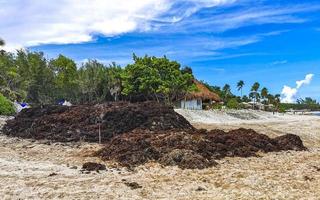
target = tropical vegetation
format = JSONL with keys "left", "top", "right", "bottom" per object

{"left": 0, "top": 48, "right": 194, "bottom": 105}
{"left": 0, "top": 93, "right": 15, "bottom": 115}
{"left": 1, "top": 39, "right": 319, "bottom": 112}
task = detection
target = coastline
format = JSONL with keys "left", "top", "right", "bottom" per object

{"left": 1, "top": 111, "right": 320, "bottom": 199}
{"left": 175, "top": 109, "right": 319, "bottom": 125}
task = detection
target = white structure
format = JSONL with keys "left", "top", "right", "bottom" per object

{"left": 14, "top": 101, "right": 30, "bottom": 112}
{"left": 62, "top": 100, "right": 72, "bottom": 106}
{"left": 181, "top": 99, "right": 202, "bottom": 110}
{"left": 178, "top": 80, "right": 220, "bottom": 110}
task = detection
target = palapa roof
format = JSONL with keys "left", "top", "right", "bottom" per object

{"left": 185, "top": 80, "right": 221, "bottom": 102}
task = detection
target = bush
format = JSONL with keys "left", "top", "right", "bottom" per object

{"left": 226, "top": 98, "right": 240, "bottom": 109}
{"left": 211, "top": 103, "right": 223, "bottom": 110}
{"left": 0, "top": 93, "right": 15, "bottom": 115}
{"left": 278, "top": 105, "right": 286, "bottom": 113}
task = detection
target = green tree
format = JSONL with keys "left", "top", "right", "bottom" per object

{"left": 202, "top": 83, "right": 223, "bottom": 97}
{"left": 227, "top": 98, "right": 240, "bottom": 109}
{"left": 237, "top": 80, "right": 244, "bottom": 97}
{"left": 0, "top": 38, "right": 5, "bottom": 55}
{"left": 274, "top": 94, "right": 281, "bottom": 111}
{"left": 78, "top": 60, "right": 106, "bottom": 102}
{"left": 222, "top": 84, "right": 232, "bottom": 102}
{"left": 0, "top": 50, "right": 32, "bottom": 101}
{"left": 107, "top": 62, "right": 123, "bottom": 101}
{"left": 260, "top": 87, "right": 269, "bottom": 104}
{"left": 181, "top": 66, "right": 193, "bottom": 75}
{"left": 25, "top": 51, "right": 55, "bottom": 104}
{"left": 0, "top": 52, "right": 19, "bottom": 100}
{"left": 122, "top": 54, "right": 194, "bottom": 103}
{"left": 49, "top": 55, "right": 78, "bottom": 102}
{"left": 0, "top": 93, "right": 15, "bottom": 115}
{"left": 249, "top": 82, "right": 260, "bottom": 109}
{"left": 242, "top": 95, "right": 250, "bottom": 102}
{"left": 297, "top": 97, "right": 317, "bottom": 105}
{"left": 251, "top": 82, "right": 260, "bottom": 93}
{"left": 266, "top": 94, "right": 275, "bottom": 104}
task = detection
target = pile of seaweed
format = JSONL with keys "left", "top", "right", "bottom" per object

{"left": 96, "top": 128, "right": 306, "bottom": 169}
{"left": 1, "top": 101, "right": 307, "bottom": 169}
{"left": 2, "top": 101, "right": 193, "bottom": 142}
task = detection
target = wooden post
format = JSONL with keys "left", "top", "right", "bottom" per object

{"left": 96, "top": 117, "right": 102, "bottom": 144}
{"left": 98, "top": 123, "right": 101, "bottom": 144}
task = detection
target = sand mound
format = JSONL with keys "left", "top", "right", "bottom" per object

{"left": 2, "top": 102, "right": 193, "bottom": 142}
{"left": 96, "top": 128, "right": 307, "bottom": 169}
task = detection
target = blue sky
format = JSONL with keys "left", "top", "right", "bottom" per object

{"left": 1, "top": 0, "right": 320, "bottom": 102}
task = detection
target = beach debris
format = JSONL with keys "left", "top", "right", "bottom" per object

{"left": 303, "top": 175, "right": 314, "bottom": 181}
{"left": 123, "top": 181, "right": 142, "bottom": 189}
{"left": 159, "top": 149, "right": 217, "bottom": 169}
{"left": 96, "top": 128, "right": 307, "bottom": 169}
{"left": 48, "top": 172, "right": 58, "bottom": 177}
{"left": 58, "top": 99, "right": 72, "bottom": 106}
{"left": 196, "top": 186, "right": 206, "bottom": 191}
{"left": 82, "top": 162, "right": 106, "bottom": 172}
{"left": 13, "top": 101, "right": 30, "bottom": 113}
{"left": 2, "top": 101, "right": 193, "bottom": 142}
{"left": 274, "top": 134, "right": 307, "bottom": 151}
{"left": 312, "top": 166, "right": 320, "bottom": 171}
{"left": 1, "top": 101, "right": 307, "bottom": 169}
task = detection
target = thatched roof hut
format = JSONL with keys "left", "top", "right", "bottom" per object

{"left": 185, "top": 80, "right": 221, "bottom": 102}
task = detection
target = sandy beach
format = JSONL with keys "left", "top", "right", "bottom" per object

{"left": 1, "top": 111, "right": 320, "bottom": 200}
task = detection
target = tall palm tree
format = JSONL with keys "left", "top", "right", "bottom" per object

{"left": 267, "top": 94, "right": 274, "bottom": 105}
{"left": 251, "top": 82, "right": 260, "bottom": 92}
{"left": 274, "top": 94, "right": 281, "bottom": 112}
{"left": 237, "top": 80, "right": 244, "bottom": 97}
{"left": 274, "top": 94, "right": 280, "bottom": 101}
{"left": 260, "top": 87, "right": 268, "bottom": 104}
{"left": 250, "top": 82, "right": 260, "bottom": 109}
{"left": 222, "top": 84, "right": 231, "bottom": 102}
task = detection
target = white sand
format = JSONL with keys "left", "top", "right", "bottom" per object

{"left": 175, "top": 109, "right": 318, "bottom": 125}
{"left": 1, "top": 112, "right": 320, "bottom": 200}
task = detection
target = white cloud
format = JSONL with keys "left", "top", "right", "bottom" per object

{"left": 296, "top": 74, "right": 313, "bottom": 89}
{"left": 281, "top": 73, "right": 314, "bottom": 103}
{"left": 159, "top": 4, "right": 320, "bottom": 34}
{"left": 0, "top": 0, "right": 235, "bottom": 50}
{"left": 271, "top": 60, "right": 288, "bottom": 65}
{"left": 281, "top": 86, "right": 298, "bottom": 103}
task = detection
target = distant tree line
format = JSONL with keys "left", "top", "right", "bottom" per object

{"left": 202, "top": 80, "right": 320, "bottom": 111}
{"left": 0, "top": 48, "right": 194, "bottom": 105}
{"left": 280, "top": 97, "right": 320, "bottom": 111}
{"left": 202, "top": 80, "right": 281, "bottom": 104}
{"left": 201, "top": 80, "right": 281, "bottom": 110}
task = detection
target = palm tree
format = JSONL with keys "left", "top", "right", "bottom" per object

{"left": 260, "top": 87, "right": 268, "bottom": 104}
{"left": 237, "top": 80, "right": 244, "bottom": 97}
{"left": 222, "top": 84, "right": 231, "bottom": 102}
{"left": 251, "top": 82, "right": 260, "bottom": 92}
{"left": 250, "top": 82, "right": 260, "bottom": 109}
{"left": 267, "top": 94, "right": 274, "bottom": 104}
{"left": 0, "top": 38, "right": 4, "bottom": 46}
{"left": 274, "top": 94, "right": 281, "bottom": 112}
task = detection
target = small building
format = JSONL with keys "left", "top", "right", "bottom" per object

{"left": 240, "top": 102, "right": 251, "bottom": 109}
{"left": 246, "top": 101, "right": 265, "bottom": 110}
{"left": 179, "top": 80, "right": 221, "bottom": 110}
